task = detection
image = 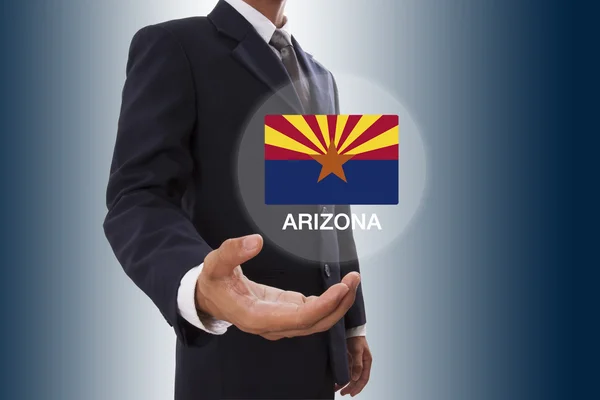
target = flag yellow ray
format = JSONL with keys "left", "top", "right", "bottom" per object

{"left": 334, "top": 115, "right": 349, "bottom": 147}
{"left": 284, "top": 115, "right": 327, "bottom": 153}
{"left": 338, "top": 115, "right": 382, "bottom": 153}
{"left": 265, "top": 126, "right": 321, "bottom": 155}
{"left": 344, "top": 125, "right": 399, "bottom": 155}
{"left": 316, "top": 115, "right": 330, "bottom": 148}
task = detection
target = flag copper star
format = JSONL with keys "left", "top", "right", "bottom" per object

{"left": 311, "top": 142, "right": 354, "bottom": 182}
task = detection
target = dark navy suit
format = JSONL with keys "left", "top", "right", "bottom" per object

{"left": 104, "top": 1, "right": 366, "bottom": 398}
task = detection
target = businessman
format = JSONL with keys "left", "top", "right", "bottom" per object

{"left": 104, "top": 0, "right": 371, "bottom": 398}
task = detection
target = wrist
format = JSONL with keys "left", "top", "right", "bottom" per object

{"left": 194, "top": 273, "right": 211, "bottom": 318}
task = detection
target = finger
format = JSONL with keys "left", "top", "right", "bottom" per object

{"left": 350, "top": 352, "right": 372, "bottom": 396}
{"left": 260, "top": 332, "right": 283, "bottom": 341}
{"left": 256, "top": 284, "right": 307, "bottom": 305}
{"left": 258, "top": 273, "right": 361, "bottom": 337}
{"left": 203, "top": 234, "right": 263, "bottom": 278}
{"left": 350, "top": 348, "right": 364, "bottom": 382}
{"left": 249, "top": 281, "right": 350, "bottom": 333}
{"left": 246, "top": 280, "right": 278, "bottom": 300}
{"left": 334, "top": 383, "right": 346, "bottom": 392}
{"left": 341, "top": 271, "right": 361, "bottom": 290}
{"left": 249, "top": 283, "right": 307, "bottom": 305}
{"left": 349, "top": 375, "right": 368, "bottom": 396}
{"left": 347, "top": 351, "right": 353, "bottom": 381}
{"left": 294, "top": 272, "right": 360, "bottom": 334}
{"left": 340, "top": 382, "right": 355, "bottom": 396}
{"left": 276, "top": 290, "right": 309, "bottom": 304}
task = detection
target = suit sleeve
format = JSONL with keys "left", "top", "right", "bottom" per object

{"left": 331, "top": 74, "right": 367, "bottom": 329}
{"left": 336, "top": 205, "right": 367, "bottom": 329}
{"left": 104, "top": 25, "right": 212, "bottom": 347}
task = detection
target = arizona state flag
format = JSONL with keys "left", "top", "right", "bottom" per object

{"left": 265, "top": 114, "right": 399, "bottom": 205}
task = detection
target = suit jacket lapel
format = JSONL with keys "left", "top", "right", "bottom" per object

{"left": 232, "top": 35, "right": 305, "bottom": 113}
{"left": 208, "top": 1, "right": 304, "bottom": 114}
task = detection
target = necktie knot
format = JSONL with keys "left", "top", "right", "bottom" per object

{"left": 270, "top": 29, "right": 293, "bottom": 52}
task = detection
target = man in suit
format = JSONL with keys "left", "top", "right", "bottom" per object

{"left": 104, "top": 0, "right": 372, "bottom": 398}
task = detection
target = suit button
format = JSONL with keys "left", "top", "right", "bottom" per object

{"left": 324, "top": 263, "right": 331, "bottom": 277}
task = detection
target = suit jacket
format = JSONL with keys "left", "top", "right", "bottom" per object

{"left": 104, "top": 1, "right": 366, "bottom": 398}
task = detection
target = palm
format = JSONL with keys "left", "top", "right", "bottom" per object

{"left": 225, "top": 266, "right": 309, "bottom": 304}
{"left": 197, "top": 235, "right": 360, "bottom": 340}
{"left": 222, "top": 266, "right": 325, "bottom": 339}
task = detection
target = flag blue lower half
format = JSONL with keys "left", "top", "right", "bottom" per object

{"left": 264, "top": 160, "right": 399, "bottom": 205}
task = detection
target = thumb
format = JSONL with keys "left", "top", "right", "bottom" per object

{"left": 342, "top": 271, "right": 361, "bottom": 291}
{"left": 203, "top": 234, "right": 263, "bottom": 278}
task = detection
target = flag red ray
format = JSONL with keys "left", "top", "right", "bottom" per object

{"left": 340, "top": 115, "right": 399, "bottom": 155}
{"left": 265, "top": 115, "right": 326, "bottom": 155}
{"left": 336, "top": 115, "right": 362, "bottom": 150}
{"left": 303, "top": 115, "right": 328, "bottom": 150}
{"left": 349, "top": 145, "right": 398, "bottom": 160}
{"left": 264, "top": 144, "right": 315, "bottom": 160}
{"left": 327, "top": 115, "right": 337, "bottom": 144}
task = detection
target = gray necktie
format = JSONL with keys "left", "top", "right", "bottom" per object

{"left": 270, "top": 29, "right": 311, "bottom": 112}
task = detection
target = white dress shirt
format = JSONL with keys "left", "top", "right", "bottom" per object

{"left": 177, "top": 0, "right": 366, "bottom": 339}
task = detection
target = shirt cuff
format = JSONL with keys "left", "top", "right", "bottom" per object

{"left": 177, "top": 263, "right": 232, "bottom": 335}
{"left": 346, "top": 324, "right": 367, "bottom": 338}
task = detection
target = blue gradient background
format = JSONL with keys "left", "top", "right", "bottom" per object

{"left": 0, "top": 1, "right": 574, "bottom": 399}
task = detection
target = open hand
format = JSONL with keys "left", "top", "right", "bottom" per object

{"left": 195, "top": 234, "right": 361, "bottom": 340}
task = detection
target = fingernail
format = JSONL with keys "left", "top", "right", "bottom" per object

{"left": 350, "top": 272, "right": 360, "bottom": 290}
{"left": 242, "top": 235, "right": 260, "bottom": 251}
{"left": 340, "top": 283, "right": 350, "bottom": 295}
